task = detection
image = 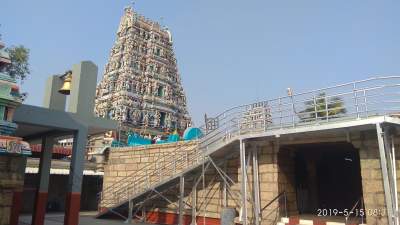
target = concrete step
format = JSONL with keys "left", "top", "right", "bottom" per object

{"left": 278, "top": 217, "right": 366, "bottom": 225}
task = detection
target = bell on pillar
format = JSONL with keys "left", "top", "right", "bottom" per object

{"left": 58, "top": 71, "right": 72, "bottom": 95}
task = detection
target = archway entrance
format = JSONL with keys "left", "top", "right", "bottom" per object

{"left": 293, "top": 142, "right": 363, "bottom": 215}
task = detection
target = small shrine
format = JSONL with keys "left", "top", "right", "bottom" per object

{"left": 0, "top": 41, "right": 31, "bottom": 225}
{"left": 0, "top": 42, "right": 31, "bottom": 155}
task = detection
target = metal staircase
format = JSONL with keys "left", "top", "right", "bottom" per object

{"left": 99, "top": 140, "right": 205, "bottom": 211}
{"left": 98, "top": 106, "right": 243, "bottom": 217}
{"left": 97, "top": 76, "right": 400, "bottom": 224}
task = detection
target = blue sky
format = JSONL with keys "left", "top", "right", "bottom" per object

{"left": 1, "top": 0, "right": 399, "bottom": 125}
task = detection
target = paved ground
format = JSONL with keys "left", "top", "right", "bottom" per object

{"left": 19, "top": 212, "right": 155, "bottom": 225}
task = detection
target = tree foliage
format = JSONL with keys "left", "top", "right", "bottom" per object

{"left": 5, "top": 45, "right": 30, "bottom": 80}
{"left": 298, "top": 92, "right": 346, "bottom": 122}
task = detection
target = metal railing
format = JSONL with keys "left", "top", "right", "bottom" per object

{"left": 260, "top": 191, "right": 287, "bottom": 218}
{"left": 99, "top": 76, "right": 400, "bottom": 213}
{"left": 100, "top": 141, "right": 203, "bottom": 208}
{"left": 345, "top": 196, "right": 365, "bottom": 225}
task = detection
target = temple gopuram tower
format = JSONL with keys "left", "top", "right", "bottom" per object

{"left": 95, "top": 7, "right": 191, "bottom": 137}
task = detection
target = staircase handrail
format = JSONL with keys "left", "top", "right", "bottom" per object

{"left": 100, "top": 76, "right": 400, "bottom": 213}
{"left": 261, "top": 191, "right": 287, "bottom": 218}
{"left": 102, "top": 141, "right": 205, "bottom": 205}
{"left": 345, "top": 196, "right": 364, "bottom": 225}
{"left": 101, "top": 109, "right": 242, "bottom": 202}
{"left": 100, "top": 140, "right": 199, "bottom": 201}
{"left": 101, "top": 114, "right": 242, "bottom": 206}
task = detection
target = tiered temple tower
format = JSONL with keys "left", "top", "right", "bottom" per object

{"left": 95, "top": 7, "right": 191, "bottom": 137}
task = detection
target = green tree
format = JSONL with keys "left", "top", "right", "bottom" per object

{"left": 5, "top": 45, "right": 30, "bottom": 80}
{"left": 298, "top": 92, "right": 346, "bottom": 122}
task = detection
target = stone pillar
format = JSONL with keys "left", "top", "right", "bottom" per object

{"left": 64, "top": 128, "right": 88, "bottom": 225}
{"left": 9, "top": 156, "right": 27, "bottom": 225}
{"left": 0, "top": 156, "right": 26, "bottom": 225}
{"left": 32, "top": 136, "right": 54, "bottom": 225}
{"left": 259, "top": 141, "right": 280, "bottom": 225}
{"left": 67, "top": 61, "right": 98, "bottom": 120}
{"left": 305, "top": 153, "right": 319, "bottom": 212}
{"left": 42, "top": 75, "right": 66, "bottom": 111}
{"left": 354, "top": 133, "right": 388, "bottom": 225}
{"left": 277, "top": 148, "right": 298, "bottom": 216}
{"left": 9, "top": 190, "right": 23, "bottom": 225}
{"left": 393, "top": 135, "right": 400, "bottom": 225}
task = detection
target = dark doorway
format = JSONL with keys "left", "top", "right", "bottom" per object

{"left": 294, "top": 142, "right": 363, "bottom": 214}
{"left": 160, "top": 112, "right": 166, "bottom": 127}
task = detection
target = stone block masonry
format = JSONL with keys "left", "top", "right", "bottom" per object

{"left": 101, "top": 130, "right": 400, "bottom": 225}
{"left": 353, "top": 130, "right": 400, "bottom": 225}
{"left": 101, "top": 141, "right": 199, "bottom": 209}
{"left": 0, "top": 155, "right": 26, "bottom": 225}
{"left": 101, "top": 140, "right": 290, "bottom": 224}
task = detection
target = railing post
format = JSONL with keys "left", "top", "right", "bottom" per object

{"left": 157, "top": 161, "right": 161, "bottom": 181}
{"left": 239, "top": 139, "right": 248, "bottom": 225}
{"left": 353, "top": 82, "right": 360, "bottom": 119}
{"left": 325, "top": 94, "right": 329, "bottom": 122}
{"left": 391, "top": 136, "right": 399, "bottom": 225}
{"left": 263, "top": 108, "right": 267, "bottom": 132}
{"left": 278, "top": 97, "right": 283, "bottom": 128}
{"left": 223, "top": 162, "right": 228, "bottom": 208}
{"left": 146, "top": 167, "right": 150, "bottom": 188}
{"left": 126, "top": 197, "right": 133, "bottom": 224}
{"left": 376, "top": 123, "right": 395, "bottom": 225}
{"left": 192, "top": 182, "right": 197, "bottom": 225}
{"left": 313, "top": 94, "right": 318, "bottom": 123}
{"left": 385, "top": 130, "right": 399, "bottom": 225}
{"left": 284, "top": 191, "right": 288, "bottom": 218}
{"left": 178, "top": 175, "right": 185, "bottom": 225}
{"left": 196, "top": 145, "right": 200, "bottom": 164}
{"left": 238, "top": 115, "right": 241, "bottom": 135}
{"left": 133, "top": 177, "right": 136, "bottom": 195}
{"left": 173, "top": 159, "right": 177, "bottom": 174}
{"left": 142, "top": 206, "right": 146, "bottom": 222}
{"left": 361, "top": 197, "right": 365, "bottom": 224}
{"left": 252, "top": 147, "right": 261, "bottom": 225}
{"left": 174, "top": 148, "right": 177, "bottom": 173}
{"left": 186, "top": 151, "right": 189, "bottom": 167}
{"left": 291, "top": 96, "right": 296, "bottom": 127}
{"left": 363, "top": 90, "right": 368, "bottom": 118}
{"left": 126, "top": 185, "right": 128, "bottom": 201}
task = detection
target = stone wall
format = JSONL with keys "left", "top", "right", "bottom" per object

{"left": 0, "top": 155, "right": 26, "bottom": 225}
{"left": 352, "top": 130, "right": 397, "bottom": 225}
{"left": 142, "top": 141, "right": 295, "bottom": 224}
{"left": 145, "top": 156, "right": 240, "bottom": 221}
{"left": 101, "top": 140, "right": 296, "bottom": 224}
{"left": 101, "top": 141, "right": 199, "bottom": 208}
{"left": 101, "top": 130, "right": 400, "bottom": 225}
{"left": 277, "top": 147, "right": 298, "bottom": 217}
{"left": 258, "top": 142, "right": 281, "bottom": 224}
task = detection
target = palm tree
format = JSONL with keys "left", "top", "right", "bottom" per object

{"left": 298, "top": 92, "right": 346, "bottom": 122}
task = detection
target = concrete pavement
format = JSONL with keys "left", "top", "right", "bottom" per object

{"left": 18, "top": 212, "right": 156, "bottom": 225}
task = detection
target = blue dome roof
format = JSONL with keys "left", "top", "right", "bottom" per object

{"left": 183, "top": 127, "right": 203, "bottom": 141}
